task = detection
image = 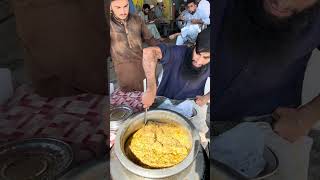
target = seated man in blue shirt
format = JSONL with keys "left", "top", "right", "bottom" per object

{"left": 141, "top": 28, "right": 211, "bottom": 143}
{"left": 169, "top": 0, "right": 209, "bottom": 45}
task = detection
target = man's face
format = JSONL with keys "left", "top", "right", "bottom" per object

{"left": 143, "top": 8, "right": 150, "bottom": 14}
{"left": 192, "top": 49, "right": 210, "bottom": 68}
{"left": 187, "top": 2, "right": 197, "bottom": 14}
{"left": 263, "top": 0, "right": 318, "bottom": 18}
{"left": 111, "top": 0, "right": 129, "bottom": 20}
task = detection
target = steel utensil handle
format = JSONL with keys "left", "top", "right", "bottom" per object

{"left": 144, "top": 108, "right": 148, "bottom": 124}
{"left": 143, "top": 79, "right": 148, "bottom": 124}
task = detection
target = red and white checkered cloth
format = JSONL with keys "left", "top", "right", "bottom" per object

{"left": 0, "top": 85, "right": 107, "bottom": 164}
{"left": 110, "top": 88, "right": 144, "bottom": 113}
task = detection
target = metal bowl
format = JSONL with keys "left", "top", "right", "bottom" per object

{"left": 253, "top": 147, "right": 278, "bottom": 180}
{"left": 114, "top": 109, "right": 201, "bottom": 179}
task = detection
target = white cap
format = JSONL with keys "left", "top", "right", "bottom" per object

{"left": 157, "top": 0, "right": 163, "bottom": 2}
{"left": 150, "top": 4, "right": 155, "bottom": 9}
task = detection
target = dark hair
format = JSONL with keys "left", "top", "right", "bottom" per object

{"left": 143, "top": 4, "right": 150, "bottom": 10}
{"left": 195, "top": 28, "right": 210, "bottom": 53}
{"left": 187, "top": 0, "right": 196, "bottom": 5}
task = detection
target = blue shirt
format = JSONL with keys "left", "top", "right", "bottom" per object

{"left": 157, "top": 44, "right": 210, "bottom": 100}
{"left": 212, "top": 0, "right": 320, "bottom": 121}
{"left": 184, "top": 10, "right": 210, "bottom": 26}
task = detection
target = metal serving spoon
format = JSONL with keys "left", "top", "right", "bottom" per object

{"left": 143, "top": 79, "right": 148, "bottom": 125}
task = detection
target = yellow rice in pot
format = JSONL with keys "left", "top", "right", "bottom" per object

{"left": 125, "top": 121, "right": 192, "bottom": 168}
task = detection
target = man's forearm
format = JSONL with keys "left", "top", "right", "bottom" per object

{"left": 299, "top": 94, "right": 320, "bottom": 128}
{"left": 142, "top": 48, "right": 160, "bottom": 93}
{"left": 192, "top": 19, "right": 203, "bottom": 24}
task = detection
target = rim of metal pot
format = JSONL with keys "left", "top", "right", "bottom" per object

{"left": 114, "top": 109, "right": 201, "bottom": 179}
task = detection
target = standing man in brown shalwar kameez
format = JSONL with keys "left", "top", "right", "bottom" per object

{"left": 109, "top": 0, "right": 159, "bottom": 112}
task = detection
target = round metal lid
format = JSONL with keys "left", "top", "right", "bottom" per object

{"left": 0, "top": 138, "right": 73, "bottom": 180}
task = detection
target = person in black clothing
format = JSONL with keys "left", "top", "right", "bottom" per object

{"left": 213, "top": 0, "right": 320, "bottom": 179}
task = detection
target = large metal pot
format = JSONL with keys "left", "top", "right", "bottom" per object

{"left": 114, "top": 109, "right": 201, "bottom": 179}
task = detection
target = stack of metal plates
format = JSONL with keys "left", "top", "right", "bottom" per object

{"left": 110, "top": 105, "right": 133, "bottom": 132}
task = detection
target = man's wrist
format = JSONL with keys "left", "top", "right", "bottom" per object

{"left": 193, "top": 19, "right": 203, "bottom": 24}
{"left": 147, "top": 86, "right": 157, "bottom": 95}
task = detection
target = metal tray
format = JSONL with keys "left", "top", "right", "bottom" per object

{"left": 0, "top": 138, "right": 73, "bottom": 180}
